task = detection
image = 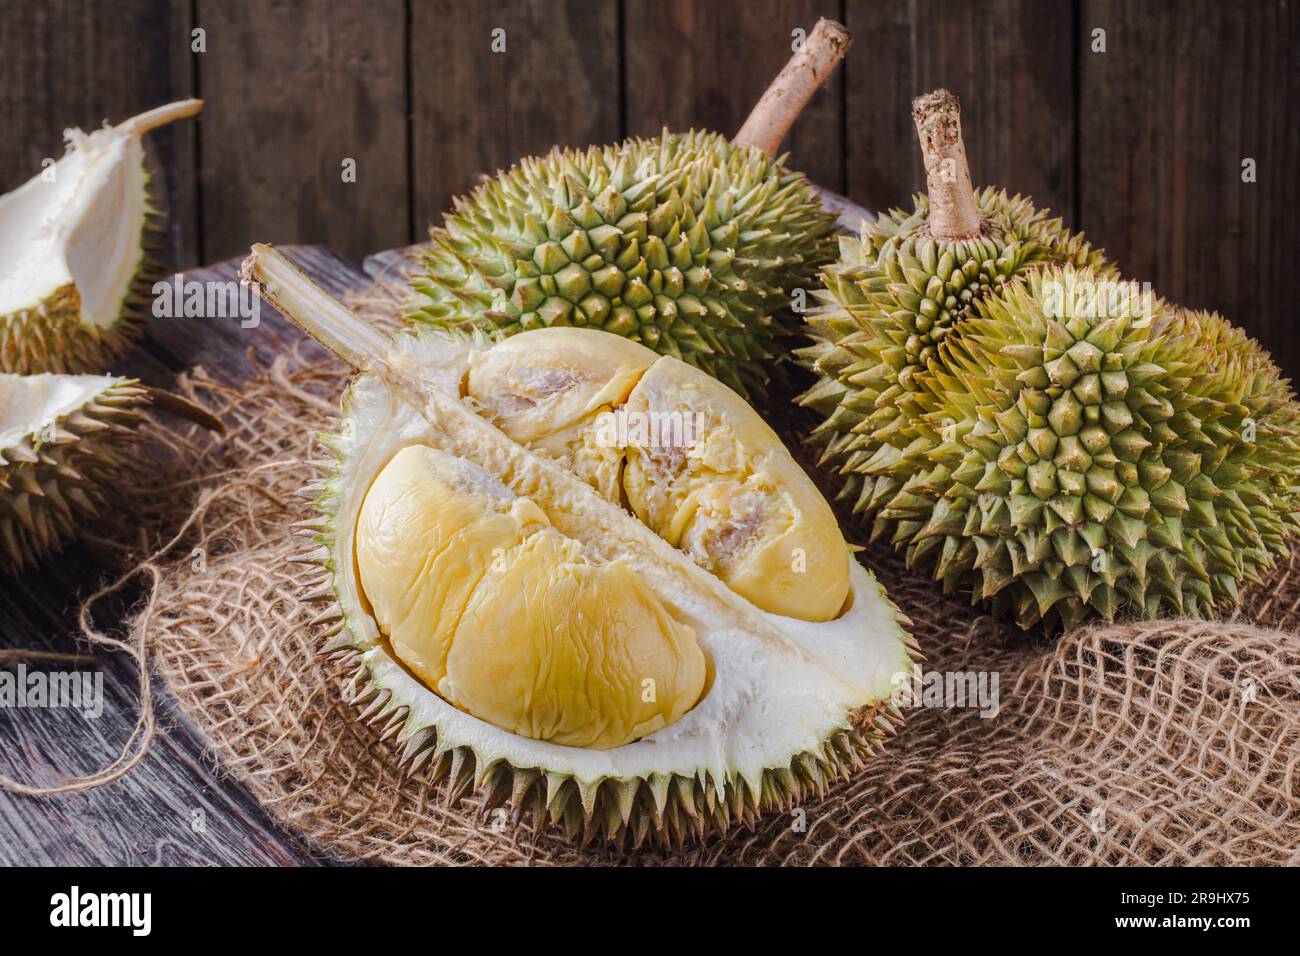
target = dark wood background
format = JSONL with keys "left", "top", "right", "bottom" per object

{"left": 1, "top": 0, "right": 1296, "bottom": 368}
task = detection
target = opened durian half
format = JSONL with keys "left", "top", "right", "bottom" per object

{"left": 0, "top": 371, "right": 221, "bottom": 574}
{"left": 409, "top": 20, "right": 851, "bottom": 399}
{"left": 0, "top": 99, "right": 203, "bottom": 374}
{"left": 243, "top": 244, "right": 914, "bottom": 845}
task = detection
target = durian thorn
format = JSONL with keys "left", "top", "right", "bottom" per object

{"left": 241, "top": 244, "right": 392, "bottom": 373}
{"left": 141, "top": 387, "right": 225, "bottom": 432}
{"left": 911, "top": 89, "right": 982, "bottom": 240}
{"left": 733, "top": 18, "right": 850, "bottom": 157}
{"left": 117, "top": 98, "right": 204, "bottom": 136}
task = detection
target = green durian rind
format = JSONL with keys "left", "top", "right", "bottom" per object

{"left": 408, "top": 130, "right": 839, "bottom": 399}
{"left": 805, "top": 248, "right": 1300, "bottom": 630}
{"left": 799, "top": 188, "right": 1112, "bottom": 485}
{"left": 0, "top": 376, "right": 148, "bottom": 573}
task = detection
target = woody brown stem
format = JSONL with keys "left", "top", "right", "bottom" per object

{"left": 733, "top": 19, "right": 851, "bottom": 156}
{"left": 241, "top": 246, "right": 465, "bottom": 427}
{"left": 912, "top": 89, "right": 982, "bottom": 240}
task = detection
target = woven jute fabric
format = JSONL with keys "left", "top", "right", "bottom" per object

{"left": 121, "top": 329, "right": 1300, "bottom": 865}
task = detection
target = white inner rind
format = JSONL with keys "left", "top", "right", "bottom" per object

{"left": 0, "top": 126, "right": 148, "bottom": 327}
{"left": 329, "top": 335, "right": 912, "bottom": 792}
{"left": 0, "top": 373, "right": 121, "bottom": 449}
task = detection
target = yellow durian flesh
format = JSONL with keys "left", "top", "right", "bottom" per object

{"left": 620, "top": 360, "right": 851, "bottom": 623}
{"left": 465, "top": 330, "right": 656, "bottom": 501}
{"left": 355, "top": 443, "right": 707, "bottom": 750}
{"left": 239, "top": 240, "right": 914, "bottom": 842}
{"left": 465, "top": 329, "right": 657, "bottom": 443}
{"left": 464, "top": 327, "right": 850, "bottom": 622}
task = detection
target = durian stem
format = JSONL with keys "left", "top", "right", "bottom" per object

{"left": 241, "top": 244, "right": 392, "bottom": 372}
{"left": 117, "top": 99, "right": 204, "bottom": 135}
{"left": 733, "top": 18, "right": 851, "bottom": 156}
{"left": 912, "top": 89, "right": 982, "bottom": 240}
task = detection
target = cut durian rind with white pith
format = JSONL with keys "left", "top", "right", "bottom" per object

{"left": 0, "top": 373, "right": 148, "bottom": 573}
{"left": 0, "top": 100, "right": 202, "bottom": 374}
{"left": 310, "top": 329, "right": 915, "bottom": 842}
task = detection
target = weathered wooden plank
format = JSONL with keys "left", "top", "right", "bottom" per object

{"left": 0, "top": 643, "right": 321, "bottom": 866}
{"left": 842, "top": 0, "right": 915, "bottom": 215}
{"left": 0, "top": 247, "right": 374, "bottom": 866}
{"left": 624, "top": 0, "right": 846, "bottom": 192}
{"left": 1078, "top": 0, "right": 1300, "bottom": 376}
{"left": 194, "top": 0, "right": 408, "bottom": 264}
{"left": 139, "top": 245, "right": 349, "bottom": 383}
{"left": 410, "top": 0, "right": 622, "bottom": 238}
{"left": 908, "top": 0, "right": 1077, "bottom": 221}
{"left": 0, "top": 0, "right": 198, "bottom": 267}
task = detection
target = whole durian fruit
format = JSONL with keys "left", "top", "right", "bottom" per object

{"left": 407, "top": 21, "right": 852, "bottom": 399}
{"left": 0, "top": 99, "right": 203, "bottom": 374}
{"left": 894, "top": 265, "right": 1300, "bottom": 629}
{"left": 799, "top": 90, "right": 1111, "bottom": 521}
{"left": 798, "top": 91, "right": 1300, "bottom": 630}
{"left": 243, "top": 244, "right": 914, "bottom": 845}
{"left": 0, "top": 371, "right": 220, "bottom": 573}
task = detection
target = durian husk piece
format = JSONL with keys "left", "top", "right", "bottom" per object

{"left": 0, "top": 371, "right": 222, "bottom": 574}
{"left": 0, "top": 99, "right": 203, "bottom": 374}
{"left": 407, "top": 21, "right": 851, "bottom": 399}
{"left": 242, "top": 244, "right": 916, "bottom": 845}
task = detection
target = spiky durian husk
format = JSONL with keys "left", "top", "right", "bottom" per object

{"left": 0, "top": 180, "right": 167, "bottom": 375}
{"left": 316, "top": 644, "right": 903, "bottom": 848}
{"left": 295, "top": 401, "right": 914, "bottom": 848}
{"left": 408, "top": 130, "right": 838, "bottom": 399}
{"left": 797, "top": 187, "right": 1112, "bottom": 522}
{"left": 859, "top": 266, "right": 1300, "bottom": 630}
{"left": 0, "top": 378, "right": 148, "bottom": 573}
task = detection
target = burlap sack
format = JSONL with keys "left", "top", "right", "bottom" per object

{"left": 104, "top": 311, "right": 1299, "bottom": 865}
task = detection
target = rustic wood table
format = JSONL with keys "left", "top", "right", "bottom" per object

{"left": 0, "top": 246, "right": 377, "bottom": 866}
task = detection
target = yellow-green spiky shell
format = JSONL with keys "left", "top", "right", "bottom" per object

{"left": 408, "top": 130, "right": 838, "bottom": 398}
{"left": 298, "top": 332, "right": 915, "bottom": 847}
{"left": 0, "top": 239, "right": 164, "bottom": 376}
{"left": 0, "top": 375, "right": 149, "bottom": 573}
{"left": 798, "top": 188, "right": 1111, "bottom": 540}
{"left": 821, "top": 265, "right": 1300, "bottom": 630}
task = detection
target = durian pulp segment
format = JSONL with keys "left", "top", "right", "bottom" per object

{"left": 465, "top": 327, "right": 850, "bottom": 621}
{"left": 464, "top": 330, "right": 656, "bottom": 502}
{"left": 0, "top": 373, "right": 124, "bottom": 446}
{"left": 327, "top": 335, "right": 912, "bottom": 783}
{"left": 621, "top": 360, "right": 850, "bottom": 622}
{"left": 355, "top": 445, "right": 707, "bottom": 750}
{"left": 0, "top": 126, "right": 147, "bottom": 329}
